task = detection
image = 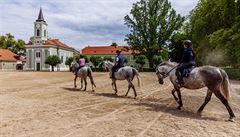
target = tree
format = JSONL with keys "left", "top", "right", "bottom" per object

{"left": 103, "top": 56, "right": 114, "bottom": 62}
{"left": 90, "top": 56, "right": 103, "bottom": 68}
{"left": 124, "top": 57, "right": 128, "bottom": 64}
{"left": 110, "top": 42, "right": 118, "bottom": 47}
{"left": 0, "top": 33, "right": 26, "bottom": 55}
{"left": 135, "top": 55, "right": 147, "bottom": 71}
{"left": 189, "top": 0, "right": 238, "bottom": 65}
{"left": 152, "top": 55, "right": 162, "bottom": 67}
{"left": 65, "top": 57, "right": 74, "bottom": 71}
{"left": 124, "top": 0, "right": 184, "bottom": 67}
{"left": 169, "top": 32, "right": 187, "bottom": 63}
{"left": 45, "top": 55, "right": 61, "bottom": 71}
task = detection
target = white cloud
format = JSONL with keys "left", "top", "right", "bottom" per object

{"left": 0, "top": 0, "right": 198, "bottom": 50}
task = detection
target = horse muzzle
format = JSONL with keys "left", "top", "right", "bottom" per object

{"left": 158, "top": 79, "right": 164, "bottom": 84}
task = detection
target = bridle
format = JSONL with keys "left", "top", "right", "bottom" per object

{"left": 157, "top": 65, "right": 178, "bottom": 79}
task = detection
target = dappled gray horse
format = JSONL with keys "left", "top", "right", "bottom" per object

{"left": 156, "top": 61, "right": 235, "bottom": 121}
{"left": 71, "top": 62, "right": 96, "bottom": 91}
{"left": 103, "top": 60, "right": 141, "bottom": 98}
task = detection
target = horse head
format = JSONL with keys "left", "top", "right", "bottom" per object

{"left": 102, "top": 60, "right": 114, "bottom": 71}
{"left": 156, "top": 62, "right": 177, "bottom": 84}
{"left": 70, "top": 61, "right": 79, "bottom": 73}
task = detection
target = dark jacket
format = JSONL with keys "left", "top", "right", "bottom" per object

{"left": 116, "top": 55, "right": 124, "bottom": 66}
{"left": 181, "top": 48, "right": 196, "bottom": 64}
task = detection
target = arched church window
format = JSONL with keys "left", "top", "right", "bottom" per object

{"left": 44, "top": 30, "right": 46, "bottom": 37}
{"left": 37, "top": 29, "right": 40, "bottom": 36}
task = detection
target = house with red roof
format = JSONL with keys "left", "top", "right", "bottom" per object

{"left": 0, "top": 49, "right": 25, "bottom": 70}
{"left": 25, "top": 8, "right": 75, "bottom": 71}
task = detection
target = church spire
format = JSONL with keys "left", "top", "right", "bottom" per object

{"left": 36, "top": 7, "right": 45, "bottom": 22}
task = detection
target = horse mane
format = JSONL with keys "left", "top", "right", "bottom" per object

{"left": 158, "top": 61, "right": 178, "bottom": 68}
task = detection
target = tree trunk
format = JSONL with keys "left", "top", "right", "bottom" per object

{"left": 51, "top": 66, "right": 54, "bottom": 71}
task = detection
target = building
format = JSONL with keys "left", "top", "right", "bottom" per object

{"left": 0, "top": 49, "right": 25, "bottom": 70}
{"left": 81, "top": 45, "right": 149, "bottom": 68}
{"left": 25, "top": 8, "right": 74, "bottom": 71}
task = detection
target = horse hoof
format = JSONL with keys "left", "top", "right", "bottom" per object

{"left": 92, "top": 90, "right": 95, "bottom": 92}
{"left": 228, "top": 117, "right": 235, "bottom": 122}
{"left": 197, "top": 111, "right": 202, "bottom": 115}
{"left": 177, "top": 107, "right": 181, "bottom": 110}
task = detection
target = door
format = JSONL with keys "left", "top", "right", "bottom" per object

{"left": 36, "top": 63, "right": 40, "bottom": 71}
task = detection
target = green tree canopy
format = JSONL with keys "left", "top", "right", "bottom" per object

{"left": 0, "top": 33, "right": 26, "bottom": 56}
{"left": 103, "top": 56, "right": 114, "bottom": 62}
{"left": 90, "top": 56, "right": 103, "bottom": 68}
{"left": 189, "top": 0, "right": 240, "bottom": 66}
{"left": 124, "top": 0, "right": 184, "bottom": 67}
{"left": 65, "top": 56, "right": 74, "bottom": 67}
{"left": 45, "top": 55, "right": 61, "bottom": 71}
{"left": 135, "top": 54, "right": 147, "bottom": 70}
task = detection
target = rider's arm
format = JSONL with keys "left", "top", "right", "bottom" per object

{"left": 115, "top": 57, "right": 119, "bottom": 65}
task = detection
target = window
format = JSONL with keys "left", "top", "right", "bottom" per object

{"left": 36, "top": 52, "right": 41, "bottom": 58}
{"left": 61, "top": 56, "right": 63, "bottom": 63}
{"left": 37, "top": 29, "right": 40, "bottom": 36}
{"left": 44, "top": 30, "right": 46, "bottom": 37}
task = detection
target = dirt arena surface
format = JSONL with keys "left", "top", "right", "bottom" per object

{"left": 0, "top": 71, "right": 239, "bottom": 137}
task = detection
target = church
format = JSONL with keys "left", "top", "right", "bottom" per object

{"left": 25, "top": 8, "right": 75, "bottom": 71}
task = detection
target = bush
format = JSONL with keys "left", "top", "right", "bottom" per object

{"left": 223, "top": 68, "right": 240, "bottom": 80}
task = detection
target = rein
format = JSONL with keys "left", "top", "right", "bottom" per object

{"left": 158, "top": 65, "right": 179, "bottom": 78}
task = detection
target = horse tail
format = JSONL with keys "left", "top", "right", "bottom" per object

{"left": 220, "top": 69, "right": 231, "bottom": 101}
{"left": 133, "top": 68, "right": 141, "bottom": 88}
{"left": 87, "top": 68, "right": 96, "bottom": 87}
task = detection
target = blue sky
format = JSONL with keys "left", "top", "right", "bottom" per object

{"left": 0, "top": 0, "right": 198, "bottom": 50}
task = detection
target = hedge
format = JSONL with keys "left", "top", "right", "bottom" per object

{"left": 222, "top": 68, "right": 240, "bottom": 80}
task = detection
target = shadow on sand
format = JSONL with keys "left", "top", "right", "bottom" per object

{"left": 61, "top": 87, "right": 94, "bottom": 92}
{"left": 133, "top": 96, "right": 219, "bottom": 121}
{"left": 94, "top": 92, "right": 135, "bottom": 99}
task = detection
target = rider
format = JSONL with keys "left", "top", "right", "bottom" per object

{"left": 111, "top": 50, "right": 124, "bottom": 79}
{"left": 75, "top": 54, "right": 85, "bottom": 75}
{"left": 176, "top": 40, "right": 196, "bottom": 86}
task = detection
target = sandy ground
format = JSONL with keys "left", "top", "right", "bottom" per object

{"left": 0, "top": 71, "right": 239, "bottom": 137}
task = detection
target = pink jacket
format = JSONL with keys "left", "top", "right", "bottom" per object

{"left": 79, "top": 58, "right": 85, "bottom": 67}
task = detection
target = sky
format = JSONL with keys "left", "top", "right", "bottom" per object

{"left": 0, "top": 0, "right": 199, "bottom": 50}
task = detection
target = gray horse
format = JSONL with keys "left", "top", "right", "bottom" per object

{"left": 103, "top": 60, "right": 141, "bottom": 98}
{"left": 156, "top": 61, "right": 235, "bottom": 121}
{"left": 71, "top": 61, "right": 96, "bottom": 91}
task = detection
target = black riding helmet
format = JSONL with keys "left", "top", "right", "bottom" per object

{"left": 183, "top": 40, "right": 192, "bottom": 48}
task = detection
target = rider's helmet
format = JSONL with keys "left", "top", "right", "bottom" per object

{"left": 183, "top": 40, "right": 192, "bottom": 48}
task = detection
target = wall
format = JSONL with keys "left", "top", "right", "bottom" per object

{"left": 0, "top": 61, "right": 16, "bottom": 70}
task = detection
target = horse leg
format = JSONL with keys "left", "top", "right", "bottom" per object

{"left": 213, "top": 90, "right": 235, "bottom": 122}
{"left": 83, "top": 78, "right": 87, "bottom": 91}
{"left": 126, "top": 78, "right": 137, "bottom": 98}
{"left": 176, "top": 89, "right": 183, "bottom": 110}
{"left": 171, "top": 89, "right": 178, "bottom": 102}
{"left": 197, "top": 89, "right": 212, "bottom": 113}
{"left": 74, "top": 76, "right": 77, "bottom": 88}
{"left": 112, "top": 80, "right": 117, "bottom": 94}
{"left": 125, "top": 85, "right": 131, "bottom": 97}
{"left": 80, "top": 78, "right": 83, "bottom": 90}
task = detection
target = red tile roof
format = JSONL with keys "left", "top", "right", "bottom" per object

{"left": 82, "top": 46, "right": 134, "bottom": 55}
{"left": 44, "top": 39, "right": 73, "bottom": 50}
{"left": 0, "top": 49, "right": 24, "bottom": 62}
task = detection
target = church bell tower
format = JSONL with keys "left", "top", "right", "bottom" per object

{"left": 34, "top": 8, "right": 48, "bottom": 45}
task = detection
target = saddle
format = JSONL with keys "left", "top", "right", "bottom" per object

{"left": 182, "top": 66, "right": 195, "bottom": 77}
